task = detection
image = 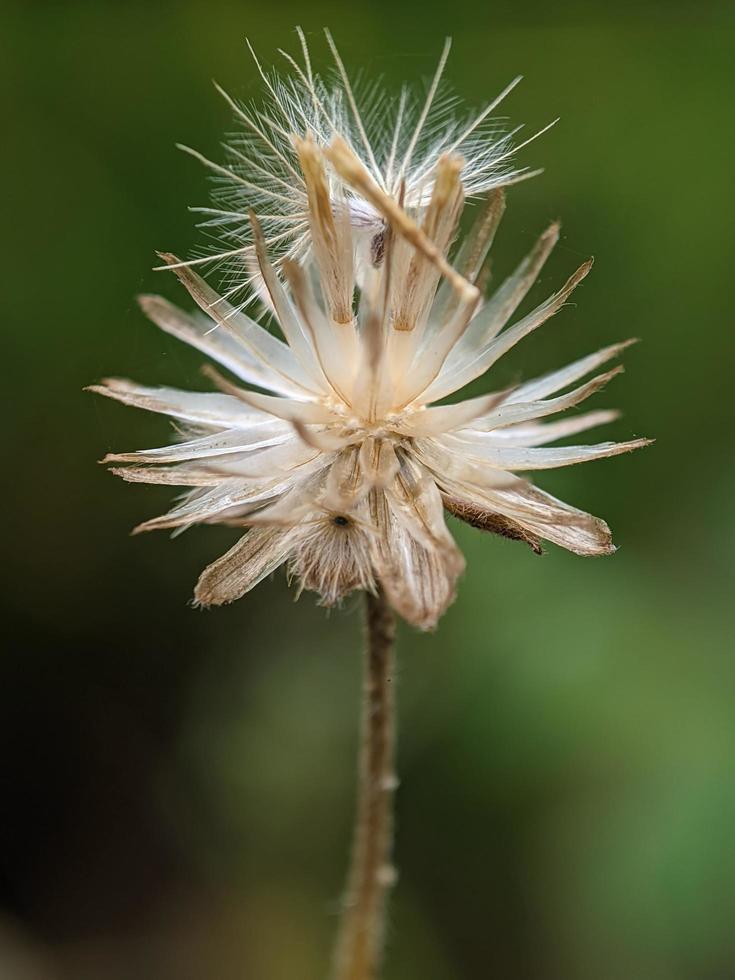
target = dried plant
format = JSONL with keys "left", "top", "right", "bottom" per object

{"left": 90, "top": 29, "right": 650, "bottom": 980}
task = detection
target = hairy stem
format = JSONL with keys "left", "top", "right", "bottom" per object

{"left": 332, "top": 590, "right": 397, "bottom": 980}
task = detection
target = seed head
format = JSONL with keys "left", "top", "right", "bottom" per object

{"left": 90, "top": 32, "right": 650, "bottom": 629}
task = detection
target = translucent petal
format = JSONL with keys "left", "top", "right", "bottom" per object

{"left": 103, "top": 425, "right": 292, "bottom": 465}
{"left": 158, "top": 254, "right": 321, "bottom": 397}
{"left": 420, "top": 259, "right": 593, "bottom": 403}
{"left": 481, "top": 409, "right": 620, "bottom": 447}
{"left": 88, "top": 378, "right": 265, "bottom": 426}
{"left": 507, "top": 339, "right": 637, "bottom": 403}
{"left": 458, "top": 367, "right": 622, "bottom": 433}
{"left": 138, "top": 294, "right": 304, "bottom": 396}
{"left": 435, "top": 436, "right": 651, "bottom": 471}
{"left": 453, "top": 221, "right": 559, "bottom": 354}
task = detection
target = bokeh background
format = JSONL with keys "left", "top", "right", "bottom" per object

{"left": 2, "top": 1, "right": 733, "bottom": 978}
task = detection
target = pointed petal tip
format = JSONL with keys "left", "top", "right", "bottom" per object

{"left": 137, "top": 293, "right": 161, "bottom": 313}
{"left": 130, "top": 515, "right": 163, "bottom": 535}
{"left": 101, "top": 451, "right": 140, "bottom": 464}
{"left": 153, "top": 252, "right": 181, "bottom": 272}
{"left": 601, "top": 364, "right": 625, "bottom": 383}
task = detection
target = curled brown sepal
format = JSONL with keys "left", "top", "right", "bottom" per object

{"left": 442, "top": 494, "right": 544, "bottom": 555}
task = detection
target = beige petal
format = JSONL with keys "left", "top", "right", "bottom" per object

{"left": 358, "top": 438, "right": 401, "bottom": 489}
{"left": 133, "top": 480, "right": 281, "bottom": 534}
{"left": 110, "top": 465, "right": 231, "bottom": 487}
{"left": 294, "top": 135, "right": 355, "bottom": 325}
{"left": 455, "top": 189, "right": 506, "bottom": 284}
{"left": 437, "top": 477, "right": 616, "bottom": 557}
{"left": 370, "top": 473, "right": 465, "bottom": 631}
{"left": 391, "top": 154, "right": 465, "bottom": 333}
{"left": 443, "top": 494, "right": 543, "bottom": 554}
{"left": 462, "top": 367, "right": 623, "bottom": 433}
{"left": 194, "top": 527, "right": 293, "bottom": 606}
{"left": 372, "top": 494, "right": 464, "bottom": 631}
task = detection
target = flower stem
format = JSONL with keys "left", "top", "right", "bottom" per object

{"left": 332, "top": 589, "right": 397, "bottom": 980}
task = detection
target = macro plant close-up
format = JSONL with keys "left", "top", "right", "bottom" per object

{"left": 2, "top": 3, "right": 733, "bottom": 979}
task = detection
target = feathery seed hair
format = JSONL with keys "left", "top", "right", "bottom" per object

{"left": 170, "top": 28, "right": 553, "bottom": 310}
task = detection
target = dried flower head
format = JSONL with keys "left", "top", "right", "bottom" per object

{"left": 91, "top": 36, "right": 650, "bottom": 630}
{"left": 173, "top": 29, "right": 553, "bottom": 306}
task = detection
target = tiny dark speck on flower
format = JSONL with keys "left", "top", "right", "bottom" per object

{"left": 333, "top": 515, "right": 350, "bottom": 527}
{"left": 371, "top": 230, "right": 386, "bottom": 267}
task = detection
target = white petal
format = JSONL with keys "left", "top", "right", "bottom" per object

{"left": 130, "top": 454, "right": 331, "bottom": 531}
{"left": 157, "top": 254, "right": 321, "bottom": 397}
{"left": 458, "top": 367, "right": 622, "bottom": 433}
{"left": 400, "top": 389, "right": 511, "bottom": 437}
{"left": 412, "top": 438, "right": 524, "bottom": 491}
{"left": 396, "top": 287, "right": 482, "bottom": 406}
{"left": 283, "top": 258, "right": 360, "bottom": 403}
{"left": 88, "top": 378, "right": 265, "bottom": 426}
{"left": 210, "top": 385, "right": 339, "bottom": 424}
{"left": 436, "top": 436, "right": 651, "bottom": 470}
{"left": 103, "top": 425, "right": 291, "bottom": 465}
{"left": 138, "top": 294, "right": 311, "bottom": 398}
{"left": 294, "top": 136, "right": 355, "bottom": 325}
{"left": 250, "top": 214, "right": 328, "bottom": 386}
{"left": 205, "top": 441, "right": 334, "bottom": 480}
{"left": 481, "top": 409, "right": 620, "bottom": 447}
{"left": 133, "top": 480, "right": 279, "bottom": 533}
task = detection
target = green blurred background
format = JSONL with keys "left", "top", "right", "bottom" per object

{"left": 2, "top": 1, "right": 733, "bottom": 977}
